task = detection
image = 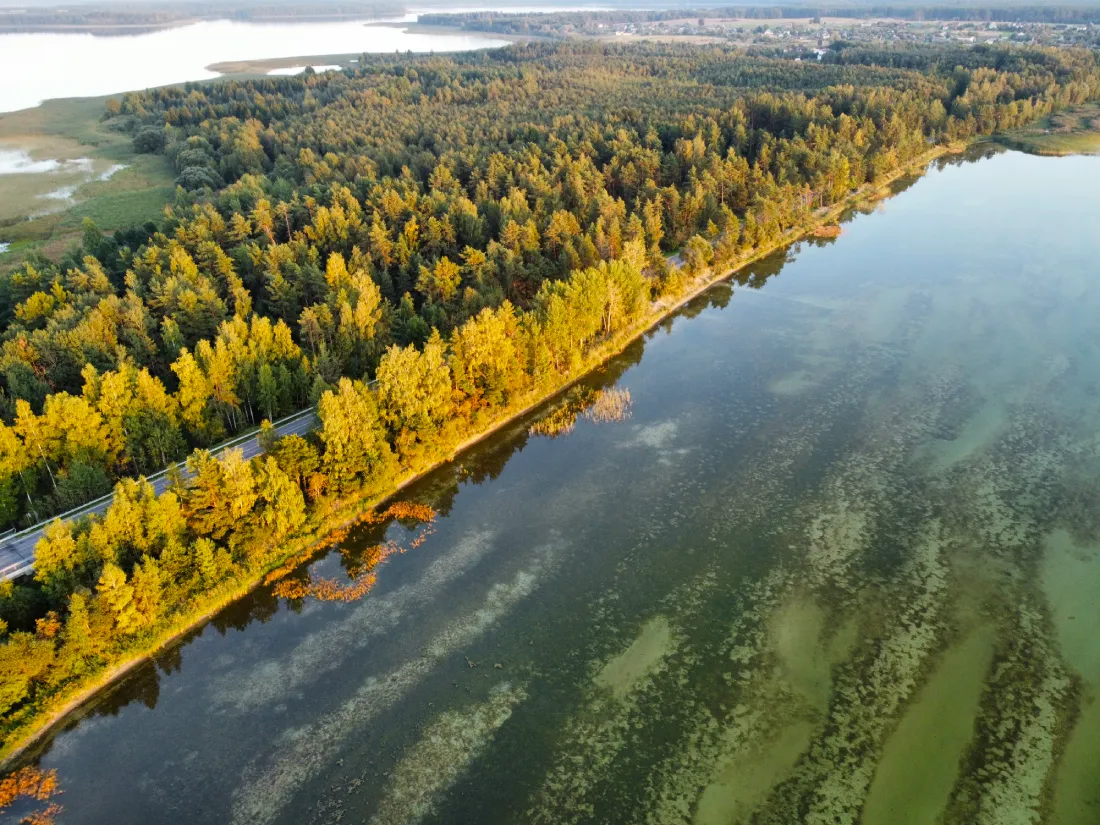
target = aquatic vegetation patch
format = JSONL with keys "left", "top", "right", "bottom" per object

{"left": 797, "top": 371, "right": 959, "bottom": 593}
{"left": 641, "top": 570, "right": 792, "bottom": 825}
{"left": 754, "top": 522, "right": 949, "bottom": 825}
{"left": 527, "top": 646, "right": 680, "bottom": 824}
{"left": 231, "top": 548, "right": 557, "bottom": 825}
{"left": 861, "top": 626, "right": 995, "bottom": 825}
{"left": 208, "top": 529, "right": 499, "bottom": 714}
{"left": 594, "top": 617, "right": 675, "bottom": 700}
{"left": 525, "top": 575, "right": 725, "bottom": 825}
{"left": 803, "top": 503, "right": 871, "bottom": 593}
{"left": 367, "top": 683, "right": 527, "bottom": 825}
{"left": 643, "top": 367, "right": 990, "bottom": 825}
{"left": 1049, "top": 468, "right": 1100, "bottom": 550}
{"left": 668, "top": 592, "right": 851, "bottom": 825}
{"left": 941, "top": 409, "right": 1065, "bottom": 562}
{"left": 943, "top": 602, "right": 1074, "bottom": 825}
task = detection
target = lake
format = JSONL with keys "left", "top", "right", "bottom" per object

{"left": 0, "top": 15, "right": 511, "bottom": 113}
{"left": 10, "top": 148, "right": 1100, "bottom": 825}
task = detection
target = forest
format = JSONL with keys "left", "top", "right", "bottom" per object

{"left": 418, "top": 5, "right": 1100, "bottom": 32}
{"left": 0, "top": 40, "right": 1098, "bottom": 755}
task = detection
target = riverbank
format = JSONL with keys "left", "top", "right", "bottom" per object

{"left": 994, "top": 103, "right": 1100, "bottom": 156}
{"left": 0, "top": 142, "right": 949, "bottom": 770}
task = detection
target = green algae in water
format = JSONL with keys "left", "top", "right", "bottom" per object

{"left": 595, "top": 617, "right": 676, "bottom": 700}
{"left": 1042, "top": 529, "right": 1100, "bottom": 825}
{"left": 862, "top": 626, "right": 995, "bottom": 825}
{"left": 368, "top": 683, "right": 527, "bottom": 825}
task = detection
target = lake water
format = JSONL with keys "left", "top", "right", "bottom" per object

{"left": 10, "top": 148, "right": 1100, "bottom": 825}
{"left": 0, "top": 16, "right": 510, "bottom": 113}
{"left": 0, "top": 149, "right": 93, "bottom": 175}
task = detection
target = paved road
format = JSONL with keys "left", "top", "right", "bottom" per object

{"left": 0, "top": 409, "right": 317, "bottom": 582}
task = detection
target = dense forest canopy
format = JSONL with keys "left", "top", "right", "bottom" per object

{"left": 0, "top": 40, "right": 1097, "bottom": 746}
{"left": 2, "top": 42, "right": 1098, "bottom": 524}
{"left": 419, "top": 5, "right": 1100, "bottom": 29}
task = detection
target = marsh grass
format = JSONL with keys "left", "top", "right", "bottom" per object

{"left": 996, "top": 103, "right": 1100, "bottom": 156}
{"left": 0, "top": 96, "right": 174, "bottom": 259}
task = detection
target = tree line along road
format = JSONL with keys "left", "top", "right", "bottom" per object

{"left": 0, "top": 408, "right": 318, "bottom": 582}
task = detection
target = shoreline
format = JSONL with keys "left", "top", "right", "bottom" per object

{"left": 992, "top": 135, "right": 1100, "bottom": 157}
{"left": 205, "top": 24, "right": 535, "bottom": 73}
{"left": 366, "top": 20, "right": 544, "bottom": 41}
{"left": 0, "top": 142, "right": 949, "bottom": 771}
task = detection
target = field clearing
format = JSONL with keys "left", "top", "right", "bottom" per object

{"left": 0, "top": 96, "right": 174, "bottom": 265}
{"left": 996, "top": 103, "right": 1100, "bottom": 156}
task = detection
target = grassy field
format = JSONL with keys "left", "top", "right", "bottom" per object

{"left": 0, "top": 96, "right": 174, "bottom": 266}
{"left": 996, "top": 103, "right": 1100, "bottom": 156}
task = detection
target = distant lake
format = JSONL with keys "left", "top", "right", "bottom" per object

{"left": 0, "top": 14, "right": 512, "bottom": 113}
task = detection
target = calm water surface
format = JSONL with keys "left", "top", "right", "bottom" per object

{"left": 0, "top": 15, "right": 510, "bottom": 113}
{"left": 10, "top": 149, "right": 1100, "bottom": 825}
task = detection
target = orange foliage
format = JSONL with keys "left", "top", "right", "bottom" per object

{"left": 528, "top": 404, "right": 579, "bottom": 437}
{"left": 0, "top": 767, "right": 62, "bottom": 825}
{"left": 306, "top": 472, "right": 327, "bottom": 502}
{"left": 273, "top": 571, "right": 379, "bottom": 602}
{"left": 22, "top": 809, "right": 63, "bottom": 825}
{"left": 34, "top": 613, "right": 61, "bottom": 640}
{"left": 530, "top": 386, "right": 632, "bottom": 437}
{"left": 264, "top": 501, "right": 437, "bottom": 587}
{"left": 272, "top": 502, "right": 437, "bottom": 603}
{"left": 0, "top": 768, "right": 58, "bottom": 806}
{"left": 363, "top": 501, "right": 437, "bottom": 525}
{"left": 584, "top": 388, "right": 632, "bottom": 423}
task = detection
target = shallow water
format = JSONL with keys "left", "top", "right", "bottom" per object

{"left": 10, "top": 148, "right": 1100, "bottom": 825}
{"left": 0, "top": 146, "right": 126, "bottom": 218}
{"left": 0, "top": 149, "right": 92, "bottom": 176}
